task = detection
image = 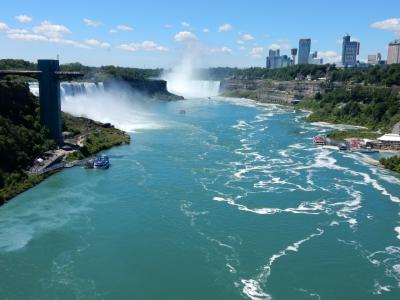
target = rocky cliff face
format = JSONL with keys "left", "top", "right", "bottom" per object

{"left": 104, "top": 79, "right": 184, "bottom": 101}
{"left": 221, "top": 79, "right": 328, "bottom": 104}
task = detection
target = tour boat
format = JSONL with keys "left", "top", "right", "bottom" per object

{"left": 94, "top": 155, "right": 110, "bottom": 169}
{"left": 313, "top": 135, "right": 327, "bottom": 145}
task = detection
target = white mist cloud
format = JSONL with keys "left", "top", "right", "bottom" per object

{"left": 83, "top": 18, "right": 102, "bottom": 27}
{"left": 236, "top": 40, "right": 244, "bottom": 45}
{"left": 203, "top": 28, "right": 209, "bottom": 33}
{"left": 118, "top": 41, "right": 168, "bottom": 52}
{"left": 109, "top": 29, "right": 117, "bottom": 33}
{"left": 174, "top": 31, "right": 198, "bottom": 42}
{"left": 371, "top": 18, "right": 400, "bottom": 31}
{"left": 116, "top": 24, "right": 133, "bottom": 31}
{"left": 218, "top": 23, "right": 232, "bottom": 32}
{"left": 15, "top": 15, "right": 32, "bottom": 23}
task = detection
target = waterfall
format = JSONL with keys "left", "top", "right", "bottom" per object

{"left": 60, "top": 82, "right": 104, "bottom": 97}
{"left": 166, "top": 80, "right": 221, "bottom": 98}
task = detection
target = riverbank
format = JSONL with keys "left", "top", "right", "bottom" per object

{"left": 0, "top": 80, "right": 130, "bottom": 203}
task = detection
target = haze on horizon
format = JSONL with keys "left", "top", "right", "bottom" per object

{"left": 0, "top": 0, "right": 399, "bottom": 68}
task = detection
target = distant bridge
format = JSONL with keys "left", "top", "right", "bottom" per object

{"left": 0, "top": 60, "right": 83, "bottom": 144}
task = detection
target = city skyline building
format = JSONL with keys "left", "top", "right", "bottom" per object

{"left": 387, "top": 40, "right": 400, "bottom": 64}
{"left": 298, "top": 39, "right": 311, "bottom": 65}
{"left": 341, "top": 34, "right": 360, "bottom": 67}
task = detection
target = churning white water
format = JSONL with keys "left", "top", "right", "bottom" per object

{"left": 167, "top": 79, "right": 220, "bottom": 98}
{"left": 29, "top": 82, "right": 167, "bottom": 132}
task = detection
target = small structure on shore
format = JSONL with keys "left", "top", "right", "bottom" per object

{"left": 375, "top": 134, "right": 400, "bottom": 151}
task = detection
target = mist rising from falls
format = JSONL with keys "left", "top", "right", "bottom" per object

{"left": 164, "top": 48, "right": 220, "bottom": 98}
{"left": 61, "top": 82, "right": 166, "bottom": 132}
{"left": 30, "top": 82, "right": 166, "bottom": 132}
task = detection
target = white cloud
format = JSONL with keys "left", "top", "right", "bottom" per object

{"left": 85, "top": 39, "right": 111, "bottom": 49}
{"left": 249, "top": 47, "right": 264, "bottom": 58}
{"left": 83, "top": 18, "right": 101, "bottom": 27}
{"left": 109, "top": 29, "right": 117, "bottom": 33}
{"left": 0, "top": 22, "right": 9, "bottom": 30}
{"left": 242, "top": 34, "right": 254, "bottom": 41}
{"left": 269, "top": 40, "right": 291, "bottom": 50}
{"left": 203, "top": 28, "right": 209, "bottom": 33}
{"left": 116, "top": 24, "right": 133, "bottom": 31}
{"left": 209, "top": 46, "right": 232, "bottom": 53}
{"left": 7, "top": 28, "right": 29, "bottom": 34}
{"left": 33, "top": 21, "right": 71, "bottom": 39}
{"left": 181, "top": 21, "right": 190, "bottom": 27}
{"left": 236, "top": 40, "right": 244, "bottom": 45}
{"left": 174, "top": 31, "right": 197, "bottom": 42}
{"left": 371, "top": 18, "right": 400, "bottom": 31}
{"left": 317, "top": 51, "right": 341, "bottom": 63}
{"left": 218, "top": 23, "right": 232, "bottom": 32}
{"left": 15, "top": 15, "right": 32, "bottom": 23}
{"left": 8, "top": 33, "right": 47, "bottom": 41}
{"left": 49, "top": 38, "right": 90, "bottom": 49}
{"left": 118, "top": 40, "right": 168, "bottom": 52}
{"left": 239, "top": 46, "right": 246, "bottom": 51}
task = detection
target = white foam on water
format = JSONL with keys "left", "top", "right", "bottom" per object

{"left": 395, "top": 227, "right": 400, "bottom": 240}
{"left": 241, "top": 229, "right": 324, "bottom": 300}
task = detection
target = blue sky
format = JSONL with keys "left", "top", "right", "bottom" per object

{"left": 0, "top": 0, "right": 399, "bottom": 68}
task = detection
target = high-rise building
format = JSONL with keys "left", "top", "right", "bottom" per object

{"left": 298, "top": 39, "right": 311, "bottom": 65}
{"left": 309, "top": 51, "right": 323, "bottom": 65}
{"left": 368, "top": 53, "right": 382, "bottom": 65}
{"left": 387, "top": 40, "right": 400, "bottom": 64}
{"left": 266, "top": 49, "right": 292, "bottom": 69}
{"left": 341, "top": 35, "right": 360, "bottom": 67}
{"left": 291, "top": 48, "right": 298, "bottom": 65}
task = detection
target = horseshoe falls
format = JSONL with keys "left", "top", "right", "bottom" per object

{"left": 0, "top": 94, "right": 400, "bottom": 300}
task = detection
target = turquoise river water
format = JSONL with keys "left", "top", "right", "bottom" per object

{"left": 1, "top": 96, "right": 400, "bottom": 299}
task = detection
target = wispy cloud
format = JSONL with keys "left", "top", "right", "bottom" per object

{"left": 116, "top": 24, "right": 133, "bottom": 31}
{"left": 174, "top": 31, "right": 197, "bottom": 42}
{"left": 317, "top": 51, "right": 341, "bottom": 63}
{"left": 0, "top": 22, "right": 9, "bottom": 30}
{"left": 208, "top": 46, "right": 232, "bottom": 54}
{"left": 242, "top": 34, "right": 254, "bottom": 41}
{"left": 269, "top": 40, "right": 291, "bottom": 50}
{"left": 181, "top": 21, "right": 190, "bottom": 27}
{"left": 203, "top": 28, "right": 209, "bottom": 33}
{"left": 371, "top": 18, "right": 400, "bottom": 32}
{"left": 249, "top": 47, "right": 264, "bottom": 58}
{"left": 83, "top": 18, "right": 102, "bottom": 27}
{"left": 33, "top": 21, "right": 71, "bottom": 39}
{"left": 85, "top": 39, "right": 111, "bottom": 49}
{"left": 8, "top": 33, "right": 47, "bottom": 41}
{"left": 118, "top": 41, "right": 168, "bottom": 52}
{"left": 15, "top": 15, "right": 32, "bottom": 23}
{"left": 218, "top": 23, "right": 232, "bottom": 32}
{"left": 164, "top": 24, "right": 173, "bottom": 29}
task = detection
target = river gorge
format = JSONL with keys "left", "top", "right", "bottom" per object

{"left": 0, "top": 84, "right": 399, "bottom": 299}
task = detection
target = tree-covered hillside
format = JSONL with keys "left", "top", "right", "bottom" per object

{"left": 0, "top": 81, "right": 55, "bottom": 203}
